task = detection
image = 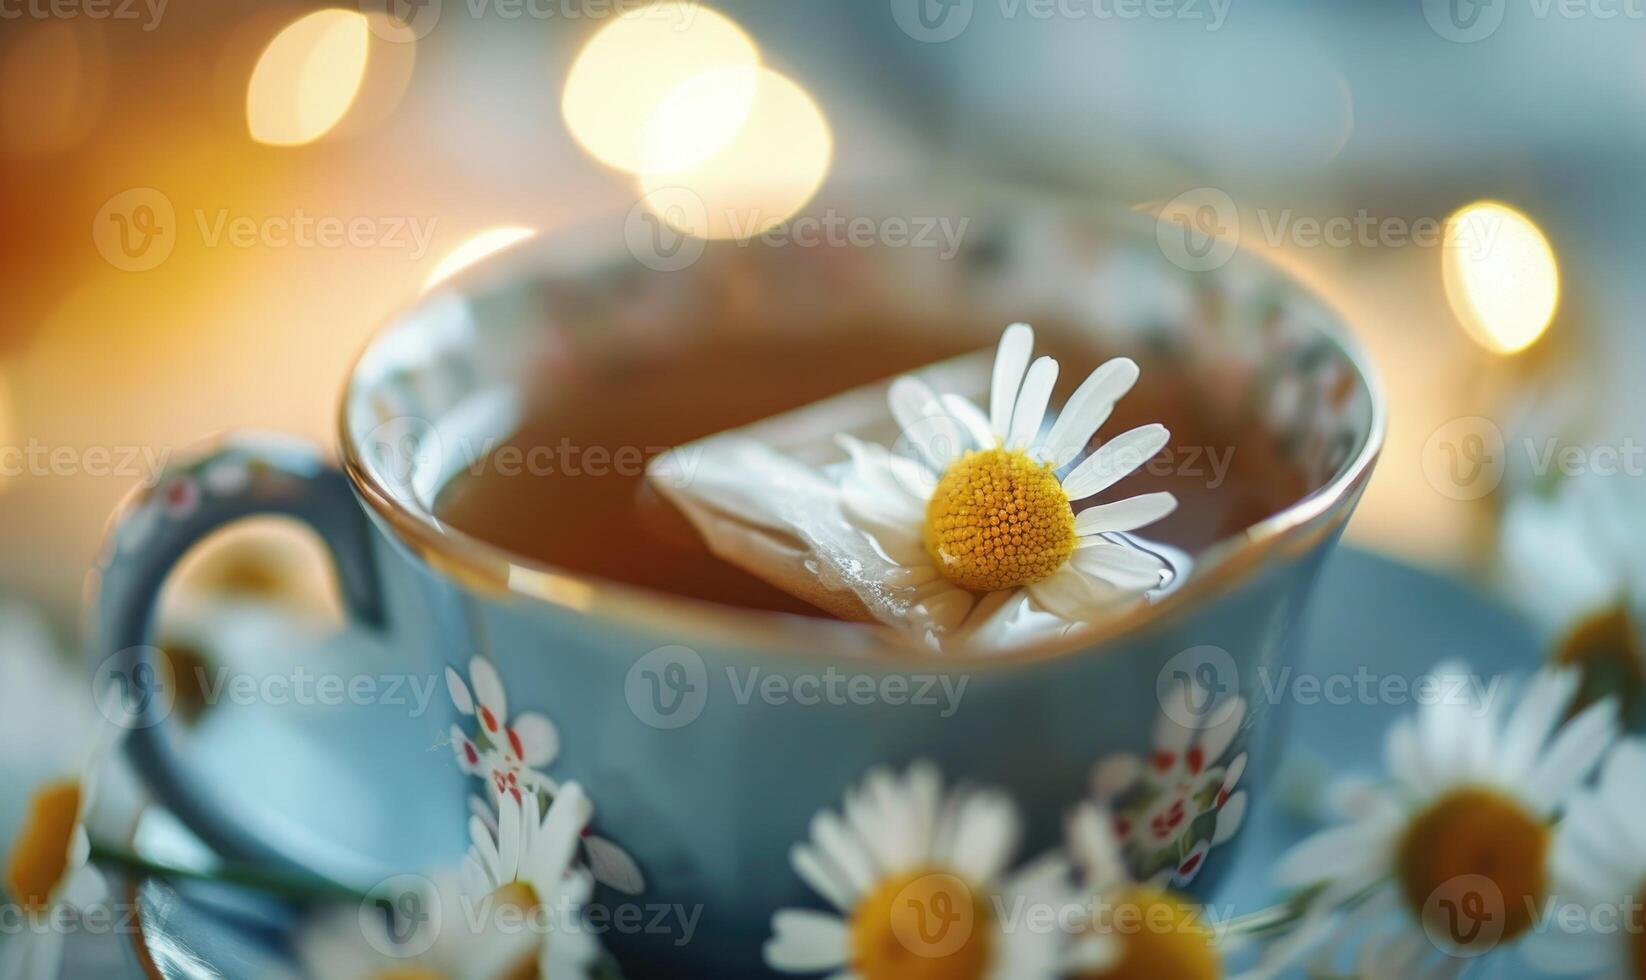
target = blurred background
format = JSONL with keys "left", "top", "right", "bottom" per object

{"left": 1, "top": 0, "right": 1641, "bottom": 968}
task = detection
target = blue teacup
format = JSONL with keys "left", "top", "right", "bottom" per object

{"left": 90, "top": 195, "right": 1382, "bottom": 976}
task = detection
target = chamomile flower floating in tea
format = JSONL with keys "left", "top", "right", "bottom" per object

{"left": 647, "top": 323, "right": 1183, "bottom": 650}
{"left": 1265, "top": 663, "right": 1619, "bottom": 975}
{"left": 763, "top": 762, "right": 1072, "bottom": 980}
{"left": 1524, "top": 738, "right": 1646, "bottom": 978}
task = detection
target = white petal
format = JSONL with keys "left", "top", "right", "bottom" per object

{"left": 947, "top": 791, "right": 1020, "bottom": 884}
{"left": 468, "top": 657, "right": 508, "bottom": 726}
{"left": 1025, "top": 562, "right": 1126, "bottom": 622}
{"left": 942, "top": 394, "right": 995, "bottom": 449}
{"left": 1272, "top": 821, "right": 1392, "bottom": 887}
{"left": 583, "top": 834, "right": 646, "bottom": 895}
{"left": 446, "top": 666, "right": 475, "bottom": 715}
{"left": 989, "top": 323, "right": 1035, "bottom": 441}
{"left": 793, "top": 843, "right": 858, "bottom": 911}
{"left": 1066, "top": 804, "right": 1126, "bottom": 890}
{"left": 889, "top": 377, "right": 967, "bottom": 472}
{"left": 1073, "top": 492, "right": 1178, "bottom": 536}
{"left": 1497, "top": 667, "right": 1577, "bottom": 782}
{"left": 1523, "top": 697, "right": 1619, "bottom": 812}
{"left": 496, "top": 791, "right": 523, "bottom": 882}
{"left": 509, "top": 713, "right": 559, "bottom": 768}
{"left": 1068, "top": 541, "right": 1168, "bottom": 592}
{"left": 469, "top": 815, "right": 503, "bottom": 885}
{"left": 1040, "top": 357, "right": 1140, "bottom": 467}
{"left": 1006, "top": 356, "right": 1058, "bottom": 452}
{"left": 811, "top": 811, "right": 877, "bottom": 894}
{"left": 1060, "top": 424, "right": 1171, "bottom": 502}
{"left": 1213, "top": 790, "right": 1248, "bottom": 845}
{"left": 765, "top": 910, "right": 849, "bottom": 972}
{"left": 529, "top": 783, "right": 591, "bottom": 887}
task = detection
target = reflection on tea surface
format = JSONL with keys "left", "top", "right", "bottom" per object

{"left": 434, "top": 325, "right": 1303, "bottom": 617}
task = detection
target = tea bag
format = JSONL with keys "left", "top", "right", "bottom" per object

{"left": 645, "top": 330, "right": 1190, "bottom": 654}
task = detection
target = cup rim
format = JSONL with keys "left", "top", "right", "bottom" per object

{"left": 337, "top": 203, "right": 1387, "bottom": 668}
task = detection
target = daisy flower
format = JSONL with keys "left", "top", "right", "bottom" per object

{"left": 1501, "top": 471, "right": 1646, "bottom": 721}
{"left": 448, "top": 657, "right": 644, "bottom": 894}
{"left": 763, "top": 761, "right": 1071, "bottom": 980}
{"left": 448, "top": 656, "right": 561, "bottom": 802}
{"left": 2, "top": 721, "right": 120, "bottom": 980}
{"left": 461, "top": 783, "right": 599, "bottom": 980}
{"left": 296, "top": 870, "right": 539, "bottom": 980}
{"left": 1063, "top": 802, "right": 1226, "bottom": 979}
{"left": 836, "top": 322, "right": 1178, "bottom": 640}
{"left": 1268, "top": 662, "right": 1619, "bottom": 972}
{"left": 1524, "top": 738, "right": 1646, "bottom": 977}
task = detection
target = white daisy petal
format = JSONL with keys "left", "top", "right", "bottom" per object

{"left": 888, "top": 377, "right": 967, "bottom": 472}
{"left": 1007, "top": 356, "right": 1058, "bottom": 452}
{"left": 765, "top": 910, "right": 849, "bottom": 972}
{"left": 1073, "top": 492, "right": 1178, "bottom": 536}
{"left": 1025, "top": 560, "right": 1127, "bottom": 622}
{"left": 583, "top": 834, "right": 646, "bottom": 895}
{"left": 1060, "top": 424, "right": 1171, "bottom": 502}
{"left": 1496, "top": 667, "right": 1578, "bottom": 782}
{"left": 528, "top": 783, "right": 592, "bottom": 886}
{"left": 948, "top": 790, "right": 1020, "bottom": 884}
{"left": 942, "top": 394, "right": 995, "bottom": 450}
{"left": 1522, "top": 697, "right": 1619, "bottom": 812}
{"left": 793, "top": 843, "right": 858, "bottom": 911}
{"left": 1040, "top": 357, "right": 1140, "bottom": 467}
{"left": 1067, "top": 541, "right": 1168, "bottom": 592}
{"left": 989, "top": 322, "right": 1035, "bottom": 441}
{"left": 811, "top": 811, "right": 877, "bottom": 894}
{"left": 1067, "top": 804, "right": 1127, "bottom": 890}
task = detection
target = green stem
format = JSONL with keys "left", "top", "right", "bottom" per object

{"left": 88, "top": 841, "right": 368, "bottom": 904}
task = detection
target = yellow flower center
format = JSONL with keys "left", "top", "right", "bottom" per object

{"left": 923, "top": 448, "right": 1077, "bottom": 592}
{"left": 849, "top": 869, "right": 994, "bottom": 980}
{"left": 1077, "top": 886, "right": 1221, "bottom": 980}
{"left": 1553, "top": 603, "right": 1645, "bottom": 721}
{"left": 4, "top": 780, "right": 81, "bottom": 913}
{"left": 1396, "top": 786, "right": 1550, "bottom": 949}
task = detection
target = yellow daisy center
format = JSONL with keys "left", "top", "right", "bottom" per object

{"left": 1395, "top": 786, "right": 1550, "bottom": 949}
{"left": 1553, "top": 603, "right": 1645, "bottom": 721}
{"left": 923, "top": 448, "right": 1077, "bottom": 592}
{"left": 850, "top": 869, "right": 994, "bottom": 980}
{"left": 1077, "top": 886, "right": 1221, "bottom": 980}
{"left": 4, "top": 780, "right": 81, "bottom": 914}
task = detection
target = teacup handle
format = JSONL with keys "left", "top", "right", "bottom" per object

{"left": 88, "top": 433, "right": 384, "bottom": 868}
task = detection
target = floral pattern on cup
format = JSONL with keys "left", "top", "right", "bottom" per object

{"left": 447, "top": 656, "right": 646, "bottom": 894}
{"left": 1089, "top": 676, "right": 1249, "bottom": 888}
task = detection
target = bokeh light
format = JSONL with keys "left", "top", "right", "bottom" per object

{"left": 1442, "top": 201, "right": 1561, "bottom": 356}
{"left": 0, "top": 21, "right": 107, "bottom": 157}
{"left": 424, "top": 227, "right": 538, "bottom": 290}
{"left": 246, "top": 9, "right": 372, "bottom": 146}
{"left": 561, "top": 2, "right": 759, "bottom": 175}
{"left": 637, "top": 67, "right": 832, "bottom": 240}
